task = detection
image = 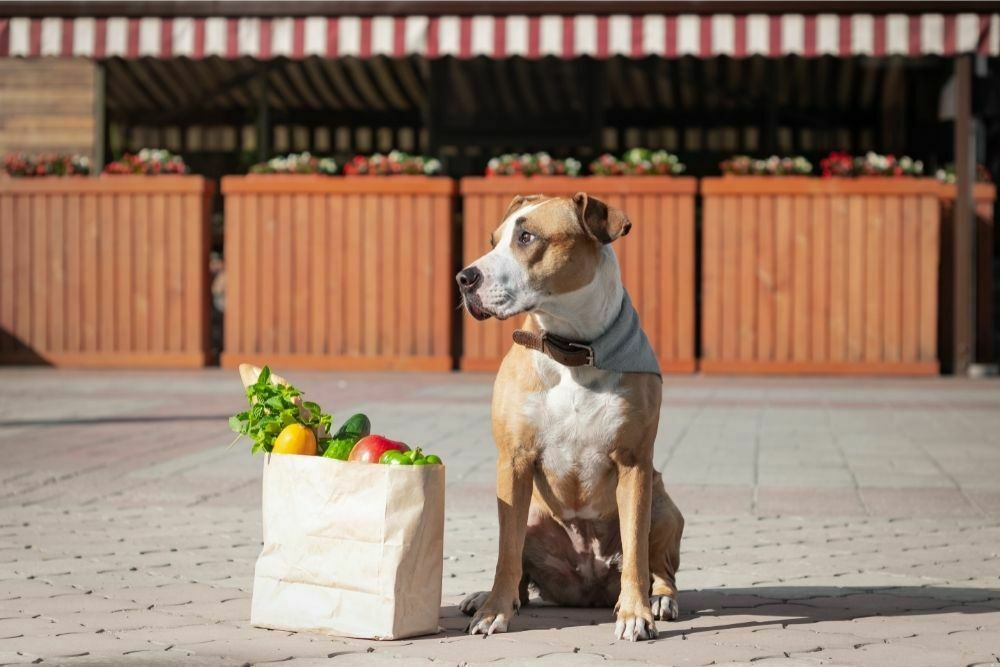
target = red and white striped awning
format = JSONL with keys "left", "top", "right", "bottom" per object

{"left": 2, "top": 13, "right": 999, "bottom": 59}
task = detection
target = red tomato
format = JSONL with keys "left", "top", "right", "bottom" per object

{"left": 348, "top": 435, "right": 409, "bottom": 464}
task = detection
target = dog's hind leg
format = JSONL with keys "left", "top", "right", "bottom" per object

{"left": 648, "top": 473, "right": 684, "bottom": 621}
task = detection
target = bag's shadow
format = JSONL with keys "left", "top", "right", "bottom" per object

{"left": 435, "top": 586, "right": 1000, "bottom": 639}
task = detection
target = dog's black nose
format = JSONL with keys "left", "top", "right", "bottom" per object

{"left": 456, "top": 267, "right": 483, "bottom": 292}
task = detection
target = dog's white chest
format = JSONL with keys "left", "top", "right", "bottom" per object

{"left": 523, "top": 360, "right": 628, "bottom": 511}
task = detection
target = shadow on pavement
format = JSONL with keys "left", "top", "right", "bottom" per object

{"left": 0, "top": 414, "right": 232, "bottom": 427}
{"left": 436, "top": 586, "right": 1000, "bottom": 639}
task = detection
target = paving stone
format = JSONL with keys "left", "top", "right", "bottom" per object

{"left": 2, "top": 370, "right": 1000, "bottom": 665}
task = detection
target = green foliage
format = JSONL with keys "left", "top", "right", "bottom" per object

{"left": 228, "top": 366, "right": 333, "bottom": 455}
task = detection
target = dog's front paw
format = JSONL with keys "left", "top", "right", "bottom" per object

{"left": 650, "top": 594, "right": 680, "bottom": 621}
{"left": 614, "top": 596, "right": 657, "bottom": 641}
{"left": 459, "top": 590, "right": 490, "bottom": 616}
{"left": 463, "top": 594, "right": 518, "bottom": 636}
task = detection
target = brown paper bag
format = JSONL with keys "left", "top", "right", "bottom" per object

{"left": 250, "top": 454, "right": 445, "bottom": 640}
{"left": 239, "top": 364, "right": 445, "bottom": 640}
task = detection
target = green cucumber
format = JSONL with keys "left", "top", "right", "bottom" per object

{"left": 333, "top": 413, "right": 371, "bottom": 443}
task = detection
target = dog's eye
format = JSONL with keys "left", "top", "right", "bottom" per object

{"left": 518, "top": 231, "right": 535, "bottom": 246}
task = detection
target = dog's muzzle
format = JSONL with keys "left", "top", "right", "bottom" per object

{"left": 456, "top": 267, "right": 491, "bottom": 320}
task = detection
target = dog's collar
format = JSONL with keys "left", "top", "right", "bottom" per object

{"left": 512, "top": 329, "right": 595, "bottom": 368}
{"left": 510, "top": 291, "right": 661, "bottom": 376}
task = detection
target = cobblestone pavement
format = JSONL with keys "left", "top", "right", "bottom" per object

{"left": 1, "top": 368, "right": 999, "bottom": 666}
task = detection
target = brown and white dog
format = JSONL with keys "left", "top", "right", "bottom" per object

{"left": 455, "top": 192, "right": 685, "bottom": 641}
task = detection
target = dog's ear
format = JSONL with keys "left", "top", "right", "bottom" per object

{"left": 572, "top": 192, "right": 631, "bottom": 244}
{"left": 502, "top": 194, "right": 545, "bottom": 221}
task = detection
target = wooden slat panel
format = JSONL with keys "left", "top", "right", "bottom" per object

{"left": 846, "top": 195, "right": 865, "bottom": 362}
{"left": 225, "top": 194, "right": 242, "bottom": 357}
{"left": 900, "top": 195, "right": 920, "bottom": 362}
{"left": 756, "top": 195, "right": 775, "bottom": 362}
{"left": 397, "top": 194, "right": 415, "bottom": 357}
{"left": 829, "top": 195, "right": 848, "bottom": 363}
{"left": 219, "top": 177, "right": 455, "bottom": 370}
{"left": 31, "top": 195, "right": 48, "bottom": 351}
{"left": 415, "top": 195, "right": 434, "bottom": 356}
{"left": 432, "top": 193, "right": 452, "bottom": 360}
{"left": 257, "top": 192, "right": 279, "bottom": 355}
{"left": 651, "top": 195, "right": 670, "bottom": 360}
{"left": 738, "top": 195, "right": 756, "bottom": 361}
{"left": 0, "top": 193, "right": 14, "bottom": 352}
{"left": 675, "top": 192, "right": 695, "bottom": 364}
{"left": 811, "top": 193, "right": 829, "bottom": 363}
{"left": 309, "top": 194, "right": 326, "bottom": 356}
{"left": 701, "top": 195, "right": 719, "bottom": 360}
{"left": 275, "top": 194, "right": 293, "bottom": 356}
{"left": 167, "top": 193, "right": 184, "bottom": 352}
{"left": 362, "top": 194, "right": 380, "bottom": 357}
{"left": 48, "top": 193, "right": 65, "bottom": 353}
{"left": 99, "top": 194, "right": 117, "bottom": 352}
{"left": 2, "top": 176, "right": 210, "bottom": 367}
{"left": 721, "top": 195, "right": 739, "bottom": 361}
{"left": 918, "top": 195, "right": 939, "bottom": 361}
{"left": 117, "top": 195, "right": 133, "bottom": 354}
{"left": 381, "top": 194, "right": 399, "bottom": 358}
{"left": 151, "top": 193, "right": 168, "bottom": 354}
{"left": 864, "top": 195, "right": 883, "bottom": 362}
{"left": 65, "top": 194, "right": 82, "bottom": 353}
{"left": 245, "top": 194, "right": 261, "bottom": 356}
{"left": 701, "top": 177, "right": 941, "bottom": 375}
{"left": 82, "top": 194, "right": 99, "bottom": 353}
{"left": 12, "top": 195, "right": 31, "bottom": 351}
{"left": 344, "top": 194, "right": 362, "bottom": 356}
{"left": 293, "top": 194, "right": 311, "bottom": 356}
{"left": 883, "top": 196, "right": 902, "bottom": 363}
{"left": 792, "top": 196, "right": 810, "bottom": 362}
{"left": 773, "top": 194, "right": 792, "bottom": 362}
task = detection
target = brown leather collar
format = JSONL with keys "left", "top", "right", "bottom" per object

{"left": 512, "top": 329, "right": 595, "bottom": 367}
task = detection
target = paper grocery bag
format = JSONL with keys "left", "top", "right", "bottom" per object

{"left": 250, "top": 453, "right": 445, "bottom": 640}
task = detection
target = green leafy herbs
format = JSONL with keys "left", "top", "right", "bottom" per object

{"left": 229, "top": 366, "right": 333, "bottom": 454}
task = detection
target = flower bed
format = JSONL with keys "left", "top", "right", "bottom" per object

{"left": 820, "top": 151, "right": 924, "bottom": 178}
{"left": 485, "top": 152, "right": 581, "bottom": 177}
{"left": 103, "top": 149, "right": 189, "bottom": 175}
{"left": 459, "top": 174, "right": 696, "bottom": 373}
{"left": 250, "top": 152, "right": 338, "bottom": 175}
{"left": 720, "top": 155, "right": 812, "bottom": 176}
{"left": 220, "top": 175, "right": 456, "bottom": 371}
{"left": 3, "top": 152, "right": 90, "bottom": 177}
{"left": 700, "top": 176, "right": 941, "bottom": 375}
{"left": 590, "top": 149, "right": 685, "bottom": 176}
{"left": 0, "top": 174, "right": 213, "bottom": 367}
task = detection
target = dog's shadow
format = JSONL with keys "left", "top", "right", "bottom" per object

{"left": 436, "top": 585, "right": 1000, "bottom": 640}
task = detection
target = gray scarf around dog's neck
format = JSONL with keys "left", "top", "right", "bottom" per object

{"left": 513, "top": 290, "right": 661, "bottom": 377}
{"left": 589, "top": 291, "right": 661, "bottom": 376}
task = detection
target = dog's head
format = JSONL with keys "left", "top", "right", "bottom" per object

{"left": 456, "top": 193, "right": 630, "bottom": 321}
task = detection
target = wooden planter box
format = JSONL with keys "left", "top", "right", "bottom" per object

{"left": 938, "top": 182, "right": 996, "bottom": 368}
{"left": 700, "top": 177, "right": 941, "bottom": 375}
{"left": 459, "top": 176, "right": 697, "bottom": 373}
{"left": 0, "top": 175, "right": 213, "bottom": 368}
{"left": 220, "top": 175, "right": 455, "bottom": 371}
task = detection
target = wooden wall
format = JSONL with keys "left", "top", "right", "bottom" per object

{"left": 0, "top": 176, "right": 213, "bottom": 367}
{"left": 0, "top": 59, "right": 96, "bottom": 159}
{"left": 701, "top": 177, "right": 941, "bottom": 375}
{"left": 221, "top": 175, "right": 455, "bottom": 371}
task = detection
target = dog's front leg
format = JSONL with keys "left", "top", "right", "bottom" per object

{"left": 613, "top": 457, "right": 657, "bottom": 641}
{"left": 465, "top": 453, "right": 533, "bottom": 636}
